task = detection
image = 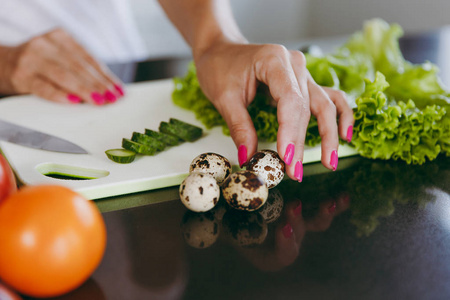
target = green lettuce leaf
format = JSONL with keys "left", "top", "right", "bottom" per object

{"left": 341, "top": 19, "right": 405, "bottom": 77}
{"left": 352, "top": 72, "right": 448, "bottom": 164}
{"left": 386, "top": 62, "right": 450, "bottom": 109}
{"left": 172, "top": 63, "right": 226, "bottom": 130}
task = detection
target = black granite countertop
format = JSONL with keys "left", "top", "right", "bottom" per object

{"left": 26, "top": 27, "right": 449, "bottom": 300}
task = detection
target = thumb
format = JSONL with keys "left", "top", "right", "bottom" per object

{"left": 216, "top": 95, "right": 258, "bottom": 167}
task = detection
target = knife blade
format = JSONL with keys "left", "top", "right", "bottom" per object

{"left": 0, "top": 119, "right": 88, "bottom": 154}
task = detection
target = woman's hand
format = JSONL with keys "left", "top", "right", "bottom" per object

{"left": 0, "top": 28, "right": 124, "bottom": 105}
{"left": 194, "top": 41, "right": 354, "bottom": 179}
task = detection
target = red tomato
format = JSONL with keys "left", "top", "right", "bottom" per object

{"left": 0, "top": 154, "right": 17, "bottom": 204}
{"left": 0, "top": 185, "right": 107, "bottom": 298}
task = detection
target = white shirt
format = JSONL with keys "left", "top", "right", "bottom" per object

{"left": 0, "top": 0, "right": 149, "bottom": 63}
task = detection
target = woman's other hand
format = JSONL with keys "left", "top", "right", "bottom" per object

{"left": 0, "top": 28, "right": 125, "bottom": 105}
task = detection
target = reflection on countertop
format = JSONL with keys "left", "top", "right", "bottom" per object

{"left": 179, "top": 155, "right": 450, "bottom": 271}
{"left": 85, "top": 154, "right": 450, "bottom": 300}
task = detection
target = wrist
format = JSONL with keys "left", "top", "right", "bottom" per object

{"left": 192, "top": 31, "right": 248, "bottom": 62}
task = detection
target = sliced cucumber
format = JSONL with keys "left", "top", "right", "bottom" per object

{"left": 169, "top": 118, "right": 203, "bottom": 142}
{"left": 145, "top": 128, "right": 182, "bottom": 146}
{"left": 131, "top": 132, "right": 166, "bottom": 151}
{"left": 109, "top": 119, "right": 203, "bottom": 163}
{"left": 105, "top": 148, "right": 136, "bottom": 164}
{"left": 122, "top": 139, "right": 157, "bottom": 155}
{"left": 159, "top": 119, "right": 203, "bottom": 142}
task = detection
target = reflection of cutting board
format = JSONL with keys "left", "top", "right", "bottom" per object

{"left": 0, "top": 79, "right": 358, "bottom": 200}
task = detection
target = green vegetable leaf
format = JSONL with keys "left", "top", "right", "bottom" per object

{"left": 341, "top": 18, "right": 405, "bottom": 77}
{"left": 172, "top": 63, "right": 226, "bottom": 129}
{"left": 386, "top": 62, "right": 450, "bottom": 109}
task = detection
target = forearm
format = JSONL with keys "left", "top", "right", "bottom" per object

{"left": 157, "top": 0, "right": 247, "bottom": 59}
{"left": 0, "top": 45, "right": 16, "bottom": 94}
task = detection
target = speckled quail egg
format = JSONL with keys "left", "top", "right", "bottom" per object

{"left": 181, "top": 211, "right": 220, "bottom": 249}
{"left": 258, "top": 188, "right": 284, "bottom": 224}
{"left": 222, "top": 210, "right": 268, "bottom": 247}
{"left": 189, "top": 152, "right": 232, "bottom": 184}
{"left": 179, "top": 172, "right": 220, "bottom": 212}
{"left": 222, "top": 170, "right": 268, "bottom": 211}
{"left": 246, "top": 149, "right": 285, "bottom": 189}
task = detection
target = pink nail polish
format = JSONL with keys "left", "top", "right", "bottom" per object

{"left": 67, "top": 94, "right": 81, "bottom": 103}
{"left": 282, "top": 223, "right": 293, "bottom": 238}
{"left": 347, "top": 125, "right": 353, "bottom": 143}
{"left": 328, "top": 201, "right": 336, "bottom": 214}
{"left": 238, "top": 145, "right": 247, "bottom": 168}
{"left": 294, "top": 160, "right": 303, "bottom": 182}
{"left": 114, "top": 84, "right": 125, "bottom": 96}
{"left": 330, "top": 150, "right": 338, "bottom": 171}
{"left": 294, "top": 202, "right": 302, "bottom": 216}
{"left": 342, "top": 193, "right": 350, "bottom": 205}
{"left": 91, "top": 92, "right": 105, "bottom": 105}
{"left": 284, "top": 143, "right": 295, "bottom": 165}
{"left": 104, "top": 90, "right": 117, "bottom": 103}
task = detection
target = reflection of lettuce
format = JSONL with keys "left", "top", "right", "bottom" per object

{"left": 347, "top": 158, "right": 447, "bottom": 237}
{"left": 172, "top": 19, "right": 449, "bottom": 164}
{"left": 277, "top": 156, "right": 449, "bottom": 237}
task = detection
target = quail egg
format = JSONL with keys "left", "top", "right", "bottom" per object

{"left": 179, "top": 172, "right": 220, "bottom": 212}
{"left": 258, "top": 188, "right": 284, "bottom": 224}
{"left": 246, "top": 149, "right": 285, "bottom": 189}
{"left": 222, "top": 170, "right": 268, "bottom": 211}
{"left": 222, "top": 210, "right": 268, "bottom": 247}
{"left": 189, "top": 152, "right": 232, "bottom": 184}
{"left": 181, "top": 211, "right": 219, "bottom": 249}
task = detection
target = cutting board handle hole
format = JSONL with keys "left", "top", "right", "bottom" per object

{"left": 35, "top": 163, "right": 109, "bottom": 181}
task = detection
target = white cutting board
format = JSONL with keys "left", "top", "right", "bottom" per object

{"left": 0, "top": 79, "right": 358, "bottom": 200}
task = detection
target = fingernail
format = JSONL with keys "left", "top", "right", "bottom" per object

{"left": 328, "top": 201, "right": 336, "bottom": 214}
{"left": 294, "top": 160, "right": 303, "bottom": 182}
{"left": 342, "top": 193, "right": 350, "bottom": 204}
{"left": 91, "top": 92, "right": 105, "bottom": 105}
{"left": 284, "top": 143, "right": 295, "bottom": 165}
{"left": 330, "top": 150, "right": 338, "bottom": 171}
{"left": 346, "top": 125, "right": 353, "bottom": 143}
{"left": 114, "top": 84, "right": 125, "bottom": 96}
{"left": 104, "top": 90, "right": 117, "bottom": 103}
{"left": 238, "top": 145, "right": 247, "bottom": 168}
{"left": 294, "top": 201, "right": 302, "bottom": 216}
{"left": 67, "top": 94, "right": 81, "bottom": 103}
{"left": 282, "top": 223, "right": 293, "bottom": 238}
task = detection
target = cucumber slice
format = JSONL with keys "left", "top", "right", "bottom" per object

{"left": 160, "top": 119, "right": 203, "bottom": 142}
{"left": 105, "top": 148, "right": 136, "bottom": 164}
{"left": 145, "top": 128, "right": 182, "bottom": 146}
{"left": 131, "top": 132, "right": 166, "bottom": 151}
{"left": 122, "top": 138, "right": 157, "bottom": 155}
{"left": 169, "top": 118, "right": 203, "bottom": 141}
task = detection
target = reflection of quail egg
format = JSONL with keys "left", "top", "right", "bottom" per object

{"left": 189, "top": 152, "right": 232, "bottom": 184}
{"left": 222, "top": 211, "right": 268, "bottom": 247}
{"left": 181, "top": 211, "right": 219, "bottom": 249}
{"left": 222, "top": 170, "right": 268, "bottom": 211}
{"left": 246, "top": 150, "right": 285, "bottom": 188}
{"left": 209, "top": 201, "right": 228, "bottom": 221}
{"left": 258, "top": 188, "right": 284, "bottom": 223}
{"left": 179, "top": 172, "right": 220, "bottom": 212}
